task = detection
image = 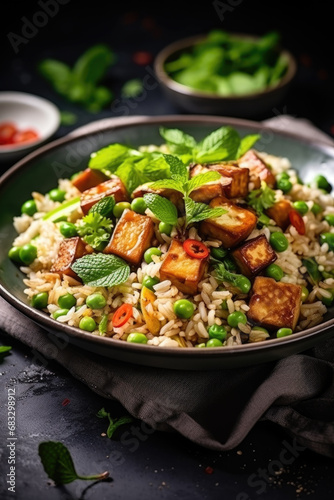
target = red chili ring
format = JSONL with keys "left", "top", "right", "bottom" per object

{"left": 183, "top": 239, "right": 210, "bottom": 259}
{"left": 112, "top": 303, "right": 133, "bottom": 328}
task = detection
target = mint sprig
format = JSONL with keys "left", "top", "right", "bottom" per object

{"left": 143, "top": 193, "right": 178, "bottom": 225}
{"left": 38, "top": 441, "right": 109, "bottom": 485}
{"left": 97, "top": 408, "right": 133, "bottom": 438}
{"left": 71, "top": 253, "right": 130, "bottom": 287}
{"left": 184, "top": 196, "right": 226, "bottom": 226}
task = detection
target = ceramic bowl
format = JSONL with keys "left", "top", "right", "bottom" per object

{"left": 154, "top": 35, "right": 297, "bottom": 117}
{"left": 0, "top": 91, "right": 60, "bottom": 163}
{"left": 0, "top": 115, "right": 333, "bottom": 370}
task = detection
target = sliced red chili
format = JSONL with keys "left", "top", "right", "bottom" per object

{"left": 12, "top": 129, "right": 39, "bottom": 144}
{"left": 183, "top": 239, "right": 209, "bottom": 259}
{"left": 289, "top": 209, "right": 306, "bottom": 235}
{"left": 112, "top": 303, "right": 133, "bottom": 328}
{"left": 0, "top": 122, "right": 17, "bottom": 145}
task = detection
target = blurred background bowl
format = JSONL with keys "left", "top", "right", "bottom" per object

{"left": 0, "top": 91, "right": 60, "bottom": 163}
{"left": 154, "top": 33, "right": 297, "bottom": 118}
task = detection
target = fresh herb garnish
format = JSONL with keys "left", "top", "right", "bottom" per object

{"left": 143, "top": 193, "right": 178, "bottom": 225}
{"left": 89, "top": 195, "right": 115, "bottom": 218}
{"left": 302, "top": 257, "right": 321, "bottom": 286}
{"left": 97, "top": 408, "right": 133, "bottom": 438}
{"left": 0, "top": 345, "right": 12, "bottom": 363}
{"left": 38, "top": 44, "right": 115, "bottom": 112}
{"left": 159, "top": 126, "right": 260, "bottom": 164}
{"left": 247, "top": 181, "right": 276, "bottom": 215}
{"left": 121, "top": 78, "right": 144, "bottom": 98}
{"left": 98, "top": 314, "right": 108, "bottom": 335}
{"left": 38, "top": 441, "right": 109, "bottom": 485}
{"left": 71, "top": 253, "right": 130, "bottom": 287}
{"left": 213, "top": 262, "right": 251, "bottom": 294}
{"left": 76, "top": 212, "right": 113, "bottom": 251}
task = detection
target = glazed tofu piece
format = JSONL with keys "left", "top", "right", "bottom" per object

{"left": 159, "top": 239, "right": 208, "bottom": 295}
{"left": 50, "top": 237, "right": 88, "bottom": 279}
{"left": 200, "top": 197, "right": 257, "bottom": 248}
{"left": 247, "top": 276, "right": 302, "bottom": 331}
{"left": 132, "top": 182, "right": 183, "bottom": 211}
{"left": 189, "top": 162, "right": 249, "bottom": 202}
{"left": 265, "top": 199, "right": 292, "bottom": 231}
{"left": 238, "top": 150, "right": 276, "bottom": 188}
{"left": 232, "top": 234, "right": 277, "bottom": 278}
{"left": 104, "top": 209, "right": 154, "bottom": 265}
{"left": 71, "top": 168, "right": 109, "bottom": 192}
{"left": 80, "top": 176, "right": 128, "bottom": 215}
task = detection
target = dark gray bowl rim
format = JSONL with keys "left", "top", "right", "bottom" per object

{"left": 154, "top": 33, "right": 297, "bottom": 101}
{"left": 0, "top": 114, "right": 333, "bottom": 362}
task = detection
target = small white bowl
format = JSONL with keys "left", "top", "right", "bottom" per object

{"left": 0, "top": 91, "right": 60, "bottom": 163}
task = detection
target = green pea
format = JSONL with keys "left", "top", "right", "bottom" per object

{"left": 144, "top": 247, "right": 162, "bottom": 264}
{"left": 31, "top": 292, "right": 48, "bottom": 309}
{"left": 301, "top": 286, "right": 309, "bottom": 303}
{"left": 324, "top": 214, "right": 334, "bottom": 226}
{"left": 206, "top": 338, "right": 223, "bottom": 347}
{"left": 79, "top": 316, "right": 97, "bottom": 332}
{"left": 19, "top": 243, "right": 37, "bottom": 264}
{"left": 113, "top": 201, "right": 131, "bottom": 218}
{"left": 58, "top": 293, "right": 76, "bottom": 309}
{"left": 311, "top": 202, "right": 322, "bottom": 215}
{"left": 8, "top": 246, "right": 23, "bottom": 263}
{"left": 127, "top": 332, "right": 148, "bottom": 344}
{"left": 227, "top": 311, "right": 247, "bottom": 328}
{"left": 276, "top": 327, "right": 293, "bottom": 338}
{"left": 21, "top": 199, "right": 37, "bottom": 216}
{"left": 173, "top": 299, "right": 194, "bottom": 319}
{"left": 86, "top": 293, "right": 107, "bottom": 309}
{"left": 235, "top": 275, "right": 251, "bottom": 294}
{"left": 319, "top": 232, "right": 334, "bottom": 251}
{"left": 49, "top": 188, "right": 66, "bottom": 202}
{"left": 142, "top": 275, "right": 160, "bottom": 291}
{"left": 208, "top": 324, "right": 227, "bottom": 341}
{"left": 277, "top": 176, "right": 292, "bottom": 193}
{"left": 59, "top": 221, "right": 78, "bottom": 238}
{"left": 53, "top": 308, "right": 69, "bottom": 319}
{"left": 292, "top": 201, "right": 308, "bottom": 216}
{"left": 278, "top": 172, "right": 290, "bottom": 180}
{"left": 158, "top": 221, "right": 173, "bottom": 236}
{"left": 130, "top": 197, "right": 147, "bottom": 214}
{"left": 264, "top": 263, "right": 284, "bottom": 281}
{"left": 314, "top": 174, "right": 332, "bottom": 192}
{"left": 269, "top": 232, "right": 289, "bottom": 252}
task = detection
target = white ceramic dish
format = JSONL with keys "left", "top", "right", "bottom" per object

{"left": 0, "top": 91, "right": 60, "bottom": 163}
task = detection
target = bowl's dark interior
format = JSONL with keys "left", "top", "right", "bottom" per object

{"left": 1, "top": 116, "right": 334, "bottom": 369}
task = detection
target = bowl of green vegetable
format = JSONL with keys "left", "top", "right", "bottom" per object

{"left": 154, "top": 30, "right": 297, "bottom": 117}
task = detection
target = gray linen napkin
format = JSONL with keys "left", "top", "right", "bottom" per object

{"left": 1, "top": 116, "right": 334, "bottom": 458}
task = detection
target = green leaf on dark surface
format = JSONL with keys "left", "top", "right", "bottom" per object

{"left": 97, "top": 408, "right": 133, "bottom": 439}
{"left": 71, "top": 253, "right": 130, "bottom": 287}
{"left": 72, "top": 44, "right": 115, "bottom": 85}
{"left": 143, "top": 193, "right": 178, "bottom": 225}
{"left": 121, "top": 78, "right": 144, "bottom": 98}
{"left": 0, "top": 345, "right": 12, "bottom": 363}
{"left": 38, "top": 441, "right": 109, "bottom": 485}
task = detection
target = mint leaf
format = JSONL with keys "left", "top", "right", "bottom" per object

{"left": 195, "top": 126, "right": 241, "bottom": 163}
{"left": 185, "top": 196, "right": 226, "bottom": 226}
{"left": 115, "top": 161, "right": 144, "bottom": 193}
{"left": 0, "top": 345, "right": 12, "bottom": 363}
{"left": 163, "top": 154, "right": 188, "bottom": 182}
{"left": 143, "top": 193, "right": 178, "bottom": 225}
{"left": 38, "top": 441, "right": 109, "bottom": 485}
{"left": 38, "top": 59, "right": 72, "bottom": 93}
{"left": 89, "top": 144, "right": 134, "bottom": 172}
{"left": 247, "top": 181, "right": 276, "bottom": 214}
{"left": 97, "top": 408, "right": 133, "bottom": 439}
{"left": 237, "top": 134, "right": 261, "bottom": 158}
{"left": 185, "top": 171, "right": 221, "bottom": 195}
{"left": 89, "top": 195, "right": 115, "bottom": 217}
{"left": 71, "top": 254, "right": 130, "bottom": 287}
{"left": 159, "top": 127, "right": 196, "bottom": 155}
{"left": 149, "top": 178, "right": 185, "bottom": 193}
{"left": 72, "top": 44, "right": 115, "bottom": 86}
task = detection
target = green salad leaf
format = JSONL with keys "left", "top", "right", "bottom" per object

{"left": 143, "top": 193, "right": 178, "bottom": 225}
{"left": 71, "top": 253, "right": 130, "bottom": 288}
{"left": 38, "top": 441, "right": 109, "bottom": 485}
{"left": 97, "top": 408, "right": 133, "bottom": 438}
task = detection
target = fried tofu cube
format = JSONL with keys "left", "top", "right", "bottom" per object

{"left": 232, "top": 234, "right": 277, "bottom": 278}
{"left": 50, "top": 237, "right": 88, "bottom": 279}
{"left": 200, "top": 197, "right": 257, "bottom": 248}
{"left": 265, "top": 199, "right": 292, "bottom": 231}
{"left": 104, "top": 209, "right": 154, "bottom": 265}
{"left": 189, "top": 162, "right": 249, "bottom": 202}
{"left": 247, "top": 276, "right": 302, "bottom": 331}
{"left": 80, "top": 176, "right": 128, "bottom": 215}
{"left": 159, "top": 239, "right": 208, "bottom": 295}
{"left": 132, "top": 182, "right": 183, "bottom": 211}
{"left": 238, "top": 150, "right": 276, "bottom": 188}
{"left": 71, "top": 168, "right": 109, "bottom": 192}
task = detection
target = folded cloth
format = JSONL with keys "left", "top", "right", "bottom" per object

{"left": 1, "top": 116, "right": 334, "bottom": 458}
